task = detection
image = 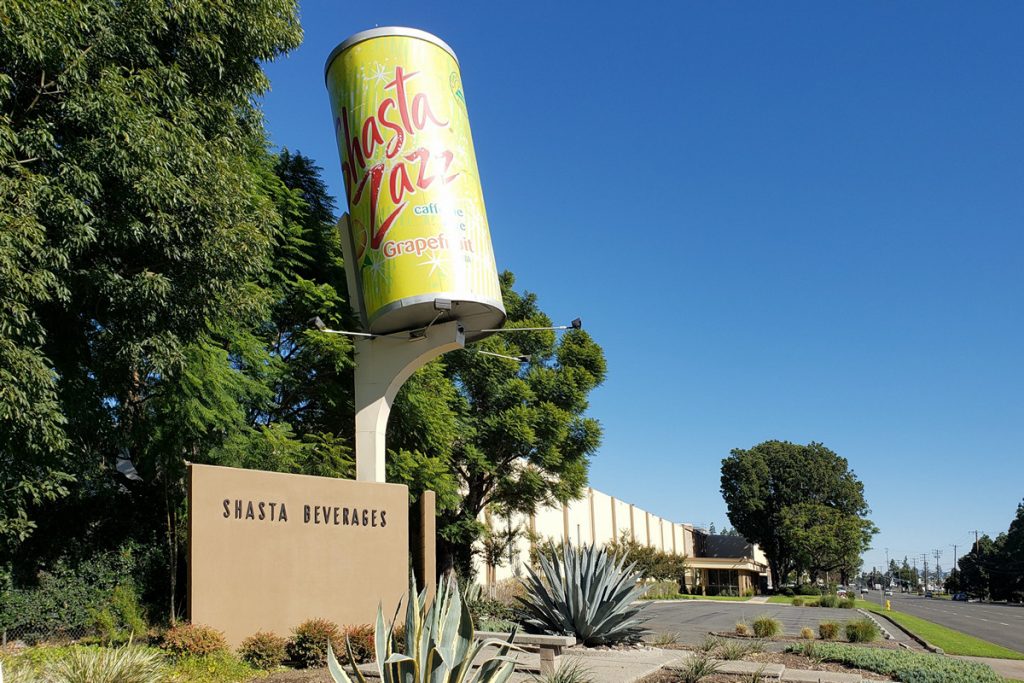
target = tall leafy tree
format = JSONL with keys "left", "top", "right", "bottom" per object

{"left": 720, "top": 440, "right": 875, "bottom": 588}
{"left": 957, "top": 501, "right": 1024, "bottom": 601}
{"left": 0, "top": 0, "right": 302, "bottom": 600}
{"left": 779, "top": 502, "right": 875, "bottom": 585}
{"left": 389, "top": 273, "right": 607, "bottom": 576}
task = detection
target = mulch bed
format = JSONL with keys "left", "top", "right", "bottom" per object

{"left": 258, "top": 670, "right": 335, "bottom": 682}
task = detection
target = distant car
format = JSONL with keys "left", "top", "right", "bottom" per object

{"left": 952, "top": 592, "right": 968, "bottom": 601}
{"left": 884, "top": 590, "right": 893, "bottom": 596}
{"left": 925, "top": 590, "right": 934, "bottom": 598}
{"left": 861, "top": 587, "right": 869, "bottom": 594}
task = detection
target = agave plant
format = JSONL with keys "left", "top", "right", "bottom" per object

{"left": 517, "top": 542, "right": 649, "bottom": 646}
{"left": 326, "top": 573, "right": 521, "bottom": 683}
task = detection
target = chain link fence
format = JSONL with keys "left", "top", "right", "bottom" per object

{"left": 0, "top": 587, "right": 99, "bottom": 648}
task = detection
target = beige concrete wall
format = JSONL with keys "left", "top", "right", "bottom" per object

{"left": 613, "top": 497, "right": 633, "bottom": 541}
{"left": 188, "top": 464, "right": 409, "bottom": 647}
{"left": 476, "top": 486, "right": 695, "bottom": 583}
{"left": 590, "top": 488, "right": 615, "bottom": 546}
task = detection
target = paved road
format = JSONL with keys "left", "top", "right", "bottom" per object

{"left": 639, "top": 600, "right": 914, "bottom": 647}
{"left": 881, "top": 592, "right": 1024, "bottom": 655}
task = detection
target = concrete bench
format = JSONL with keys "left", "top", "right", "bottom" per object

{"left": 476, "top": 631, "right": 576, "bottom": 675}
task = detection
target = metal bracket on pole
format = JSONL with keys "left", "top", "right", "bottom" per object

{"left": 353, "top": 321, "right": 465, "bottom": 482}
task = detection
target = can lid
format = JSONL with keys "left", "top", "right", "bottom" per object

{"left": 324, "top": 27, "right": 458, "bottom": 82}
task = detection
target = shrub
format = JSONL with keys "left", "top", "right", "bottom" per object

{"left": 675, "top": 654, "right": 721, "bottom": 683}
{"left": 795, "top": 584, "right": 821, "bottom": 596}
{"left": 650, "top": 631, "right": 680, "bottom": 647}
{"left": 91, "top": 584, "right": 149, "bottom": 644}
{"left": 696, "top": 635, "right": 721, "bottom": 654}
{"left": 47, "top": 645, "right": 165, "bottom": 683}
{"left": 533, "top": 657, "right": 592, "bottom": 683}
{"left": 734, "top": 621, "right": 750, "bottom": 636}
{"left": 0, "top": 545, "right": 154, "bottom": 644}
{"left": 161, "top": 623, "right": 228, "bottom": 656}
{"left": 818, "top": 621, "right": 840, "bottom": 640}
{"left": 518, "top": 542, "right": 648, "bottom": 645}
{"left": 644, "top": 580, "right": 684, "bottom": 600}
{"left": 779, "top": 586, "right": 794, "bottom": 597}
{"left": 288, "top": 618, "right": 342, "bottom": 668}
{"left": 804, "top": 599, "right": 820, "bottom": 607}
{"left": 751, "top": 615, "right": 781, "bottom": 638}
{"left": 818, "top": 594, "right": 839, "bottom": 608}
{"left": 839, "top": 597, "right": 856, "bottom": 609}
{"left": 493, "top": 578, "right": 527, "bottom": 605}
{"left": 717, "top": 639, "right": 754, "bottom": 660}
{"left": 466, "top": 587, "right": 521, "bottom": 626}
{"left": 800, "top": 627, "right": 815, "bottom": 640}
{"left": 791, "top": 597, "right": 804, "bottom": 607}
{"left": 845, "top": 618, "right": 880, "bottom": 643}
{"left": 787, "top": 641, "right": 1002, "bottom": 682}
{"left": 239, "top": 631, "right": 287, "bottom": 670}
{"left": 741, "top": 587, "right": 755, "bottom": 597}
{"left": 340, "top": 624, "right": 375, "bottom": 664}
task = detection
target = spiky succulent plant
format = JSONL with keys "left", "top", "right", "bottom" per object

{"left": 517, "top": 542, "right": 649, "bottom": 645}
{"left": 326, "top": 573, "right": 520, "bottom": 683}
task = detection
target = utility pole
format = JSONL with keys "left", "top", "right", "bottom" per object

{"left": 951, "top": 544, "right": 958, "bottom": 591}
{"left": 932, "top": 549, "right": 943, "bottom": 590}
{"left": 912, "top": 557, "right": 917, "bottom": 590}
{"left": 885, "top": 548, "right": 890, "bottom": 586}
{"left": 921, "top": 553, "right": 929, "bottom": 593}
{"left": 970, "top": 530, "right": 981, "bottom": 553}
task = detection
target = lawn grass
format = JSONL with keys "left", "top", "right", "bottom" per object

{"left": 857, "top": 600, "right": 1024, "bottom": 660}
{"left": 642, "top": 593, "right": 750, "bottom": 601}
{"left": 767, "top": 595, "right": 796, "bottom": 603}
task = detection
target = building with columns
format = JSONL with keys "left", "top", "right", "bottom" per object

{"left": 475, "top": 486, "right": 770, "bottom": 595}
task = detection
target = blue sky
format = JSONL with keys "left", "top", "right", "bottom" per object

{"left": 260, "top": 1, "right": 1024, "bottom": 573}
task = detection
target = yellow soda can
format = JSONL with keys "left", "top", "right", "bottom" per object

{"left": 324, "top": 27, "right": 505, "bottom": 337}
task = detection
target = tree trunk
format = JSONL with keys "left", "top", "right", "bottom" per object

{"left": 769, "top": 559, "right": 783, "bottom": 591}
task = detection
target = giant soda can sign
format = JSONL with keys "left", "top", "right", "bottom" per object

{"left": 325, "top": 27, "right": 505, "bottom": 337}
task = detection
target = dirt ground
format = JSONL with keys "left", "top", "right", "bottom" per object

{"left": 258, "top": 669, "right": 335, "bottom": 682}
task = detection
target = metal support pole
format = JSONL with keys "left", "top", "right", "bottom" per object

{"left": 353, "top": 321, "right": 465, "bottom": 482}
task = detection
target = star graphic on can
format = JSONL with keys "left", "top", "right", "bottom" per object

{"left": 364, "top": 63, "right": 389, "bottom": 85}
{"left": 419, "top": 252, "right": 445, "bottom": 277}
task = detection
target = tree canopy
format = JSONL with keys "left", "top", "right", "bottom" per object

{"left": 389, "top": 272, "right": 606, "bottom": 575}
{"left": 720, "top": 440, "right": 876, "bottom": 587}
{"left": 1, "top": 0, "right": 302, "bottom": 562}
{"left": 954, "top": 501, "right": 1024, "bottom": 601}
{"left": 1, "top": 0, "right": 608, "bottom": 620}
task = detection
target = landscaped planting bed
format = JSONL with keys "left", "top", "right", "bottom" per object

{"left": 787, "top": 641, "right": 1002, "bottom": 682}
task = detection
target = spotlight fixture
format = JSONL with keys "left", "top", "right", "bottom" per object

{"left": 479, "top": 318, "right": 582, "bottom": 334}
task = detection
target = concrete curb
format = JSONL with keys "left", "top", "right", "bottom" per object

{"left": 865, "top": 609, "right": 945, "bottom": 654}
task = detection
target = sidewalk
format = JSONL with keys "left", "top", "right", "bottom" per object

{"left": 952, "top": 655, "right": 1024, "bottom": 681}
{"left": 498, "top": 647, "right": 891, "bottom": 683}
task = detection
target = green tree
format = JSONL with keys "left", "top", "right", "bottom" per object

{"left": 0, "top": 0, "right": 302, "bottom": 608}
{"left": 779, "top": 502, "right": 875, "bottom": 585}
{"left": 958, "top": 534, "right": 1000, "bottom": 599}
{"left": 720, "top": 440, "right": 876, "bottom": 588}
{"left": 958, "top": 501, "right": 1024, "bottom": 602}
{"left": 394, "top": 273, "right": 606, "bottom": 576}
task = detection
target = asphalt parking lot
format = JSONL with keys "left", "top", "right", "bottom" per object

{"left": 639, "top": 600, "right": 915, "bottom": 647}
